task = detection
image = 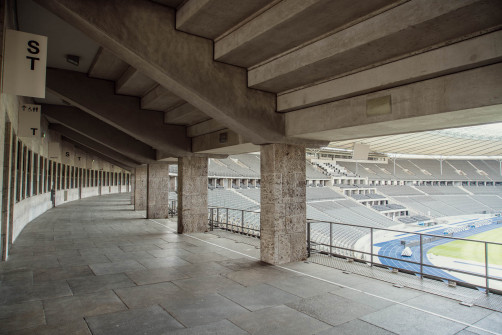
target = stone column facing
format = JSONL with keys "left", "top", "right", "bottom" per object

{"left": 177, "top": 157, "right": 208, "bottom": 234}
{"left": 260, "top": 143, "right": 307, "bottom": 265}
{"left": 134, "top": 166, "right": 147, "bottom": 211}
{"left": 147, "top": 163, "right": 170, "bottom": 219}
{"left": 130, "top": 173, "right": 135, "bottom": 205}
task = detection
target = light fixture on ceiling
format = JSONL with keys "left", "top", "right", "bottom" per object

{"left": 66, "top": 54, "right": 80, "bottom": 66}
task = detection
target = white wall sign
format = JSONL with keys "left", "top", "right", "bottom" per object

{"left": 18, "top": 104, "right": 41, "bottom": 137}
{"left": 3, "top": 29, "right": 48, "bottom": 98}
{"left": 49, "top": 142, "right": 61, "bottom": 160}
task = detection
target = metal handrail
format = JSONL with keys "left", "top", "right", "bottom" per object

{"left": 206, "top": 206, "right": 501, "bottom": 294}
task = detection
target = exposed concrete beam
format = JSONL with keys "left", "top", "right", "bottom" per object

{"left": 88, "top": 47, "right": 129, "bottom": 81}
{"left": 51, "top": 124, "right": 140, "bottom": 167}
{"left": 192, "top": 128, "right": 260, "bottom": 155}
{"left": 249, "top": 0, "right": 502, "bottom": 93}
{"left": 215, "top": 0, "right": 402, "bottom": 68}
{"left": 286, "top": 64, "right": 502, "bottom": 141}
{"left": 64, "top": 138, "right": 132, "bottom": 171}
{"left": 42, "top": 104, "right": 157, "bottom": 163}
{"left": 177, "top": 0, "right": 275, "bottom": 40}
{"left": 142, "top": 85, "right": 184, "bottom": 111}
{"left": 36, "top": 0, "right": 284, "bottom": 144}
{"left": 278, "top": 31, "right": 502, "bottom": 112}
{"left": 164, "top": 103, "right": 210, "bottom": 125}
{"left": 46, "top": 68, "right": 190, "bottom": 156}
{"left": 187, "top": 119, "right": 226, "bottom": 138}
{"left": 116, "top": 66, "right": 157, "bottom": 96}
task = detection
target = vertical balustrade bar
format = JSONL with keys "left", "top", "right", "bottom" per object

{"left": 241, "top": 210, "right": 245, "bottom": 234}
{"left": 420, "top": 234, "right": 424, "bottom": 279}
{"left": 217, "top": 208, "right": 220, "bottom": 226}
{"left": 329, "top": 223, "right": 333, "bottom": 256}
{"left": 370, "top": 227, "right": 374, "bottom": 267}
{"left": 307, "top": 221, "right": 311, "bottom": 258}
{"left": 226, "top": 208, "right": 229, "bottom": 231}
{"left": 485, "top": 242, "right": 489, "bottom": 294}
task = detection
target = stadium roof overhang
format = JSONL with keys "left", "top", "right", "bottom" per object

{"left": 327, "top": 123, "right": 502, "bottom": 157}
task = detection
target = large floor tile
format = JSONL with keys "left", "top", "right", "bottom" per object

{"left": 168, "top": 319, "right": 249, "bottom": 335}
{"left": 0, "top": 301, "right": 45, "bottom": 334}
{"left": 221, "top": 283, "right": 300, "bottom": 311}
{"left": 360, "top": 304, "right": 467, "bottom": 335}
{"left": 268, "top": 275, "right": 343, "bottom": 298}
{"left": 42, "top": 290, "right": 127, "bottom": 325}
{"left": 114, "top": 281, "right": 181, "bottom": 308}
{"left": 286, "top": 292, "right": 376, "bottom": 326}
{"left": 466, "top": 312, "right": 502, "bottom": 335}
{"left": 229, "top": 305, "right": 331, "bottom": 335}
{"left": 89, "top": 260, "right": 146, "bottom": 275}
{"left": 85, "top": 305, "right": 184, "bottom": 335}
{"left": 163, "top": 293, "right": 249, "bottom": 327}
{"left": 67, "top": 273, "right": 135, "bottom": 295}
{"left": 125, "top": 267, "right": 189, "bottom": 285}
{"left": 172, "top": 274, "right": 244, "bottom": 295}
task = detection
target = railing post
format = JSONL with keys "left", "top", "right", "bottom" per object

{"left": 307, "top": 221, "right": 311, "bottom": 258}
{"left": 420, "top": 234, "right": 423, "bottom": 279}
{"left": 485, "top": 242, "right": 489, "bottom": 295}
{"left": 216, "top": 208, "right": 220, "bottom": 225}
{"left": 226, "top": 208, "right": 229, "bottom": 231}
{"left": 329, "top": 223, "right": 333, "bottom": 256}
{"left": 241, "top": 210, "right": 245, "bottom": 234}
{"left": 370, "top": 227, "right": 374, "bottom": 267}
{"left": 210, "top": 208, "right": 214, "bottom": 231}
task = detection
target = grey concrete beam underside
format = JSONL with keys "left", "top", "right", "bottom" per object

{"left": 278, "top": 31, "right": 502, "bottom": 112}
{"left": 50, "top": 124, "right": 141, "bottom": 168}
{"left": 286, "top": 64, "right": 502, "bottom": 141}
{"left": 45, "top": 68, "right": 190, "bottom": 156}
{"left": 63, "top": 138, "right": 133, "bottom": 171}
{"left": 248, "top": 0, "right": 502, "bottom": 93}
{"left": 215, "top": 0, "right": 402, "bottom": 68}
{"left": 35, "top": 0, "right": 284, "bottom": 145}
{"left": 42, "top": 104, "right": 157, "bottom": 164}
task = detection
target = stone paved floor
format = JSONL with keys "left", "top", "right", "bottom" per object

{"left": 0, "top": 194, "right": 501, "bottom": 335}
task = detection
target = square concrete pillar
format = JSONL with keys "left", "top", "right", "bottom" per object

{"left": 260, "top": 143, "right": 307, "bottom": 265}
{"left": 130, "top": 173, "right": 135, "bottom": 205}
{"left": 147, "top": 163, "right": 170, "bottom": 219}
{"left": 134, "top": 166, "right": 147, "bottom": 211}
{"left": 177, "top": 157, "right": 208, "bottom": 234}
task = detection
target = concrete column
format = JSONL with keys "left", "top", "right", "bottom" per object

{"left": 147, "top": 163, "right": 170, "bottom": 219}
{"left": 260, "top": 143, "right": 307, "bottom": 265}
{"left": 134, "top": 166, "right": 147, "bottom": 211}
{"left": 130, "top": 173, "right": 135, "bottom": 205}
{"left": 177, "top": 157, "right": 208, "bottom": 234}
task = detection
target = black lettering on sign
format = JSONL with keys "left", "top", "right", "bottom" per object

{"left": 26, "top": 56, "right": 40, "bottom": 70}
{"left": 27, "top": 40, "right": 40, "bottom": 54}
{"left": 30, "top": 128, "right": 38, "bottom": 135}
{"left": 65, "top": 152, "right": 70, "bottom": 157}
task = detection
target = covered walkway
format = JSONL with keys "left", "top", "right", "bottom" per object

{"left": 0, "top": 194, "right": 501, "bottom": 335}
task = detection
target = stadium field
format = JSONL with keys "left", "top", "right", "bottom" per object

{"left": 428, "top": 226, "right": 502, "bottom": 266}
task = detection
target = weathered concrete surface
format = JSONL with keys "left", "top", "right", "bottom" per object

{"left": 43, "top": 104, "right": 156, "bottom": 163}
{"left": 45, "top": 68, "right": 190, "bottom": 156}
{"left": 68, "top": 140, "right": 132, "bottom": 172}
{"left": 286, "top": 63, "right": 502, "bottom": 141}
{"left": 130, "top": 173, "right": 135, "bottom": 205}
{"left": 49, "top": 124, "right": 139, "bottom": 168}
{"left": 278, "top": 31, "right": 502, "bottom": 112}
{"left": 176, "top": 0, "right": 274, "bottom": 40}
{"left": 88, "top": 47, "right": 128, "bottom": 81}
{"left": 187, "top": 119, "right": 226, "bottom": 138}
{"left": 147, "top": 163, "right": 170, "bottom": 219}
{"left": 177, "top": 157, "right": 208, "bottom": 234}
{"left": 116, "top": 67, "right": 157, "bottom": 96}
{"left": 215, "top": 0, "right": 401, "bottom": 68}
{"left": 134, "top": 166, "right": 147, "bottom": 211}
{"left": 249, "top": 0, "right": 502, "bottom": 92}
{"left": 36, "top": 0, "right": 284, "bottom": 145}
{"left": 142, "top": 85, "right": 184, "bottom": 112}
{"left": 164, "top": 103, "right": 210, "bottom": 126}
{"left": 260, "top": 144, "right": 306, "bottom": 265}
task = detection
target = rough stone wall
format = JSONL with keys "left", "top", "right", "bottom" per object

{"left": 147, "top": 163, "right": 169, "bottom": 219}
{"left": 134, "top": 166, "right": 147, "bottom": 211}
{"left": 260, "top": 143, "right": 307, "bottom": 264}
{"left": 177, "top": 157, "right": 207, "bottom": 234}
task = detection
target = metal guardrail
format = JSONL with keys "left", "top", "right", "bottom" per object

{"left": 207, "top": 206, "right": 501, "bottom": 294}
{"left": 307, "top": 219, "right": 502, "bottom": 295}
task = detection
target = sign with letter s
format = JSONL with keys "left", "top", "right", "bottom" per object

{"left": 3, "top": 29, "right": 47, "bottom": 98}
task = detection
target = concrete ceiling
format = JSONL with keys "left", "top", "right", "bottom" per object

{"left": 12, "top": 0, "right": 502, "bottom": 166}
